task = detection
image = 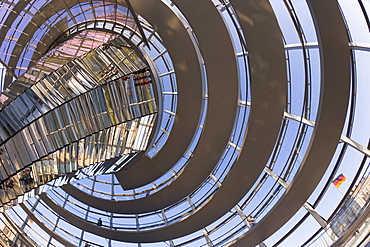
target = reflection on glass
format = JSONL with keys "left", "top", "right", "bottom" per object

{"left": 0, "top": 37, "right": 157, "bottom": 209}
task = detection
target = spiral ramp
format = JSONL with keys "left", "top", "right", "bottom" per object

{"left": 0, "top": 0, "right": 369, "bottom": 247}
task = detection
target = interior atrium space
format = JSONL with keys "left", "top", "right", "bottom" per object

{"left": 0, "top": 0, "right": 369, "bottom": 246}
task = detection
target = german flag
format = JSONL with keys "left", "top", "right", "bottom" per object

{"left": 332, "top": 173, "right": 346, "bottom": 188}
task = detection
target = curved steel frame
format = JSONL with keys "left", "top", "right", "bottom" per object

{"left": 229, "top": 0, "right": 351, "bottom": 245}
{"left": 0, "top": 0, "right": 368, "bottom": 246}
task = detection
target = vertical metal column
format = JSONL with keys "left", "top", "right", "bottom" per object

{"left": 210, "top": 174, "right": 267, "bottom": 247}
{"left": 202, "top": 228, "right": 214, "bottom": 247}
{"left": 160, "top": 209, "right": 175, "bottom": 246}
{"left": 136, "top": 214, "right": 141, "bottom": 247}
{"left": 47, "top": 195, "right": 69, "bottom": 247}
{"left": 264, "top": 166, "right": 338, "bottom": 239}
{"left": 187, "top": 195, "right": 196, "bottom": 212}
{"left": 14, "top": 198, "right": 40, "bottom": 247}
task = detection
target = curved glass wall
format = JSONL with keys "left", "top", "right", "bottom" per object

{"left": 0, "top": 0, "right": 369, "bottom": 247}
{"left": 0, "top": 35, "right": 157, "bottom": 209}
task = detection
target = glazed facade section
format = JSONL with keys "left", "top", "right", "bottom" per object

{"left": 0, "top": 36, "right": 148, "bottom": 139}
{"left": 0, "top": 0, "right": 369, "bottom": 247}
{"left": 0, "top": 114, "right": 156, "bottom": 208}
{"left": 0, "top": 36, "right": 157, "bottom": 209}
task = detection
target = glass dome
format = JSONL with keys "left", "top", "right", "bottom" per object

{"left": 0, "top": 0, "right": 369, "bottom": 246}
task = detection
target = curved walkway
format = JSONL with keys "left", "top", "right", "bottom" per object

{"left": 64, "top": 0, "right": 239, "bottom": 213}
{"left": 229, "top": 0, "right": 351, "bottom": 245}
{"left": 0, "top": 0, "right": 203, "bottom": 190}
{"left": 115, "top": 0, "right": 206, "bottom": 189}
{"left": 19, "top": 203, "right": 74, "bottom": 247}
{"left": 39, "top": 0, "right": 286, "bottom": 242}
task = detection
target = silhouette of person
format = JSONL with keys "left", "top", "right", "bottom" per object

{"left": 97, "top": 218, "right": 102, "bottom": 226}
